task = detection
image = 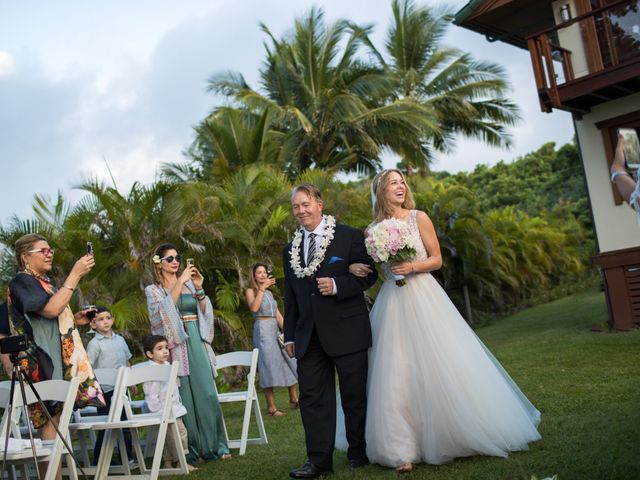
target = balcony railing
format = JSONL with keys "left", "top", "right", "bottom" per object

{"left": 527, "top": 0, "right": 640, "bottom": 113}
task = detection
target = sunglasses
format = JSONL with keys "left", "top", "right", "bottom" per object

{"left": 28, "top": 248, "right": 55, "bottom": 256}
{"left": 161, "top": 254, "right": 182, "bottom": 263}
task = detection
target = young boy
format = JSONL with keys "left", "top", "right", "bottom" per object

{"left": 86, "top": 306, "right": 133, "bottom": 465}
{"left": 142, "top": 335, "right": 195, "bottom": 472}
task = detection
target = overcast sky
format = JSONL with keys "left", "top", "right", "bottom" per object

{"left": 0, "top": 0, "right": 575, "bottom": 224}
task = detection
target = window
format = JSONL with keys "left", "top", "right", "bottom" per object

{"left": 596, "top": 110, "right": 640, "bottom": 205}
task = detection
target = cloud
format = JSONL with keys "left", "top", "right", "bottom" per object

{"left": 0, "top": 51, "right": 15, "bottom": 77}
{"left": 0, "top": 0, "right": 578, "bottom": 225}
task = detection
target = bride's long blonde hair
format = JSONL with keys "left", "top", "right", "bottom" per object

{"left": 371, "top": 169, "right": 416, "bottom": 223}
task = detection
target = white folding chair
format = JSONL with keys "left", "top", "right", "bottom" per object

{"left": 216, "top": 348, "right": 268, "bottom": 455}
{"left": 92, "top": 361, "right": 188, "bottom": 479}
{"left": 70, "top": 367, "right": 120, "bottom": 468}
{"left": 0, "top": 377, "right": 81, "bottom": 480}
{"left": 68, "top": 366, "right": 132, "bottom": 474}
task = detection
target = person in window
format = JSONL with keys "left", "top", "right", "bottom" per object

{"left": 611, "top": 131, "right": 640, "bottom": 222}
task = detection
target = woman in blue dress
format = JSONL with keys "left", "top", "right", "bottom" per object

{"left": 145, "top": 243, "right": 230, "bottom": 463}
{"left": 245, "top": 263, "right": 298, "bottom": 416}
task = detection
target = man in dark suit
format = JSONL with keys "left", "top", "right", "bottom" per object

{"left": 283, "top": 183, "right": 377, "bottom": 478}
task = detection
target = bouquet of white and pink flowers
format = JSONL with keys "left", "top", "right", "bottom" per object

{"left": 365, "top": 218, "right": 417, "bottom": 286}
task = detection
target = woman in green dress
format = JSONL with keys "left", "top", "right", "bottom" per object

{"left": 145, "top": 243, "right": 230, "bottom": 463}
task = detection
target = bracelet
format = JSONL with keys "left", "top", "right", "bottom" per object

{"left": 194, "top": 288, "right": 205, "bottom": 295}
{"left": 195, "top": 294, "right": 206, "bottom": 301}
{"left": 62, "top": 284, "right": 75, "bottom": 292}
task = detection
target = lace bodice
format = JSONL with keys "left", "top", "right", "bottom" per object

{"left": 379, "top": 210, "right": 428, "bottom": 281}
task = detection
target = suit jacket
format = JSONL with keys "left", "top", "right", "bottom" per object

{"left": 283, "top": 223, "right": 378, "bottom": 359}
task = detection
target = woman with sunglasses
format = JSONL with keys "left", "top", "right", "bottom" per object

{"left": 7, "top": 234, "right": 104, "bottom": 463}
{"left": 145, "top": 243, "right": 230, "bottom": 464}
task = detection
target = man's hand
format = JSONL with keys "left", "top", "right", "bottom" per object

{"left": 285, "top": 343, "right": 295, "bottom": 358}
{"left": 316, "top": 277, "right": 335, "bottom": 296}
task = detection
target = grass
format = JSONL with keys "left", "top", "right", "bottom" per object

{"left": 175, "top": 287, "right": 640, "bottom": 480}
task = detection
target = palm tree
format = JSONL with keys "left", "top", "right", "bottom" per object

{"left": 206, "top": 7, "right": 438, "bottom": 178}
{"left": 374, "top": 0, "right": 521, "bottom": 170}
{"left": 168, "top": 108, "right": 283, "bottom": 183}
{"left": 170, "top": 164, "right": 293, "bottom": 348}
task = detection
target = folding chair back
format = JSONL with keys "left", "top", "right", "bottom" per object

{"left": 69, "top": 366, "right": 127, "bottom": 469}
{"left": 93, "top": 361, "right": 188, "bottom": 479}
{"left": 0, "top": 377, "right": 81, "bottom": 480}
{"left": 94, "top": 367, "right": 120, "bottom": 389}
{"left": 216, "top": 348, "right": 267, "bottom": 455}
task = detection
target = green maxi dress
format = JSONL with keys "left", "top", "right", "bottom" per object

{"left": 177, "top": 293, "right": 229, "bottom": 462}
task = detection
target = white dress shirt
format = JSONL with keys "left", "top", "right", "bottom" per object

{"left": 303, "top": 218, "right": 337, "bottom": 295}
{"left": 142, "top": 360, "right": 187, "bottom": 418}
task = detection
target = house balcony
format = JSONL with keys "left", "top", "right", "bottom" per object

{"left": 527, "top": 0, "right": 640, "bottom": 115}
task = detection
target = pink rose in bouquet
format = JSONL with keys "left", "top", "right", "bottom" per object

{"left": 365, "top": 218, "right": 417, "bottom": 286}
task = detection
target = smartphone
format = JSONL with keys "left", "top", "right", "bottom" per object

{"left": 186, "top": 258, "right": 194, "bottom": 267}
{"left": 267, "top": 268, "right": 274, "bottom": 278}
{"left": 618, "top": 128, "right": 640, "bottom": 170}
{"left": 86, "top": 241, "right": 93, "bottom": 256}
{"left": 82, "top": 305, "right": 98, "bottom": 320}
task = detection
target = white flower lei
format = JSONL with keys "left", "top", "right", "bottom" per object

{"left": 289, "top": 215, "right": 336, "bottom": 278}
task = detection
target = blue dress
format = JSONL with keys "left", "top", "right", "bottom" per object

{"left": 251, "top": 290, "right": 297, "bottom": 388}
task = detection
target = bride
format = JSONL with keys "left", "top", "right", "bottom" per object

{"left": 345, "top": 169, "right": 541, "bottom": 472}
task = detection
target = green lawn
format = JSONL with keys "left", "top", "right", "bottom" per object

{"left": 176, "top": 288, "right": 640, "bottom": 480}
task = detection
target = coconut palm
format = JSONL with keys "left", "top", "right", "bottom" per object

{"left": 373, "top": 0, "right": 521, "bottom": 169}
{"left": 206, "top": 6, "right": 439, "bottom": 178}
{"left": 168, "top": 108, "right": 283, "bottom": 183}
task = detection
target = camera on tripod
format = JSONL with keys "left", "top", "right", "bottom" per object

{"left": 0, "top": 334, "right": 29, "bottom": 356}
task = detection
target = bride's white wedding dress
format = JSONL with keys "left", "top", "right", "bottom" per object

{"left": 337, "top": 210, "right": 541, "bottom": 467}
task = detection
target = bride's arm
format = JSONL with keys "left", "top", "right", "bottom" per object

{"left": 413, "top": 211, "right": 442, "bottom": 272}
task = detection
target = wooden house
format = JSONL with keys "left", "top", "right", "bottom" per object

{"left": 455, "top": 0, "right": 640, "bottom": 329}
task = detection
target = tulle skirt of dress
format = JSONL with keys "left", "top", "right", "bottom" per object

{"left": 361, "top": 272, "right": 541, "bottom": 467}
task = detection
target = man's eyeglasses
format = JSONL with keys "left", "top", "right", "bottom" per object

{"left": 28, "top": 248, "right": 55, "bottom": 256}
{"left": 161, "top": 254, "right": 182, "bottom": 263}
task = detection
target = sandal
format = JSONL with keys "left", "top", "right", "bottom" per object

{"left": 395, "top": 462, "right": 413, "bottom": 473}
{"left": 289, "top": 400, "right": 299, "bottom": 409}
{"left": 220, "top": 454, "right": 232, "bottom": 461}
{"left": 267, "top": 409, "right": 285, "bottom": 417}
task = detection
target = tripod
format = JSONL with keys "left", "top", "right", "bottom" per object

{"left": 1, "top": 353, "right": 87, "bottom": 479}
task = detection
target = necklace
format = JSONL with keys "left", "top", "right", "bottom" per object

{"left": 289, "top": 215, "right": 336, "bottom": 278}
{"left": 22, "top": 269, "right": 51, "bottom": 284}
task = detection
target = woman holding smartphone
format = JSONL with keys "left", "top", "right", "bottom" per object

{"left": 7, "top": 234, "right": 104, "bottom": 461}
{"left": 245, "top": 263, "right": 298, "bottom": 416}
{"left": 145, "top": 243, "right": 230, "bottom": 463}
